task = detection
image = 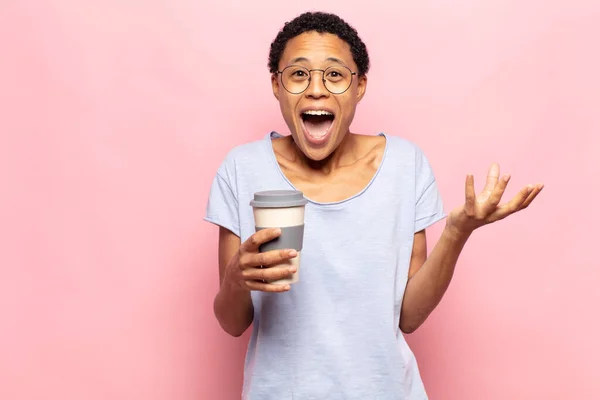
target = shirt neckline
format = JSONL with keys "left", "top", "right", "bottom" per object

{"left": 264, "top": 131, "right": 389, "bottom": 207}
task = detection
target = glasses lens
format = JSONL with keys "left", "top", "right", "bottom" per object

{"left": 323, "top": 66, "right": 352, "bottom": 94}
{"left": 282, "top": 66, "right": 310, "bottom": 94}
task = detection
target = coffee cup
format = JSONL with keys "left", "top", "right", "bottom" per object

{"left": 250, "top": 190, "right": 308, "bottom": 285}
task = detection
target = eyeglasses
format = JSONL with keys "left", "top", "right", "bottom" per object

{"left": 277, "top": 65, "right": 357, "bottom": 95}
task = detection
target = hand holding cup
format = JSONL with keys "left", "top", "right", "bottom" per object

{"left": 224, "top": 227, "right": 299, "bottom": 293}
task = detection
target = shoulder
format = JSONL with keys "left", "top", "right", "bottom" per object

{"left": 380, "top": 133, "right": 423, "bottom": 154}
{"left": 378, "top": 133, "right": 440, "bottom": 190}
{"left": 214, "top": 133, "right": 271, "bottom": 180}
{"left": 379, "top": 133, "right": 432, "bottom": 168}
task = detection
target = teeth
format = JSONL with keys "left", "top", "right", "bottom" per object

{"left": 303, "top": 110, "right": 333, "bottom": 116}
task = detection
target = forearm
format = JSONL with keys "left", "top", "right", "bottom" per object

{"left": 400, "top": 224, "right": 471, "bottom": 333}
{"left": 213, "top": 280, "right": 254, "bottom": 337}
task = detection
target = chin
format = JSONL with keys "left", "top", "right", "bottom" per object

{"left": 301, "top": 147, "right": 332, "bottom": 162}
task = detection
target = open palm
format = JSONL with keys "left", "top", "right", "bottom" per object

{"left": 447, "top": 163, "right": 544, "bottom": 234}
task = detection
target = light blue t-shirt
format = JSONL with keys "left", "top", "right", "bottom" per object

{"left": 205, "top": 131, "right": 446, "bottom": 399}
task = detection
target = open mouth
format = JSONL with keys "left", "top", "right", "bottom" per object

{"left": 300, "top": 110, "right": 335, "bottom": 141}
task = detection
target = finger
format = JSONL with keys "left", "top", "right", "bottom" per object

{"left": 519, "top": 183, "right": 544, "bottom": 210}
{"left": 487, "top": 184, "right": 533, "bottom": 221}
{"left": 486, "top": 173, "right": 511, "bottom": 208}
{"left": 245, "top": 280, "right": 291, "bottom": 293}
{"left": 247, "top": 248, "right": 298, "bottom": 269}
{"left": 465, "top": 174, "right": 476, "bottom": 216}
{"left": 243, "top": 265, "right": 297, "bottom": 283}
{"left": 482, "top": 163, "right": 500, "bottom": 194}
{"left": 242, "top": 228, "right": 281, "bottom": 252}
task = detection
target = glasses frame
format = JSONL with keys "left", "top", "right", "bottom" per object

{"left": 276, "top": 64, "right": 357, "bottom": 95}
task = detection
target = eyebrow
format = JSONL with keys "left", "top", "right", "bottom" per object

{"left": 288, "top": 57, "right": 347, "bottom": 66}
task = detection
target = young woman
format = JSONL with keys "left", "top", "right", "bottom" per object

{"left": 205, "top": 11, "right": 543, "bottom": 399}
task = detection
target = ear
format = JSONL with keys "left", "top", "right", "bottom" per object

{"left": 271, "top": 73, "right": 281, "bottom": 100}
{"left": 356, "top": 74, "right": 367, "bottom": 102}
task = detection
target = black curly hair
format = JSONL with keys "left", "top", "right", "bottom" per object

{"left": 268, "top": 11, "right": 370, "bottom": 76}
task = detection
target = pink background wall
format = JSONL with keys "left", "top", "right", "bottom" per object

{"left": 1, "top": 1, "right": 599, "bottom": 399}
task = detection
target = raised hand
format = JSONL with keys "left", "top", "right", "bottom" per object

{"left": 447, "top": 163, "right": 544, "bottom": 236}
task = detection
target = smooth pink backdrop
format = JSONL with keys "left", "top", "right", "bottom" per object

{"left": 1, "top": 1, "right": 599, "bottom": 399}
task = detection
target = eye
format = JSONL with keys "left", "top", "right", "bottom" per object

{"left": 325, "top": 68, "right": 346, "bottom": 82}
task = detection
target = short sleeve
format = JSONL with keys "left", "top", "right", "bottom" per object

{"left": 414, "top": 147, "right": 446, "bottom": 232}
{"left": 204, "top": 170, "right": 241, "bottom": 237}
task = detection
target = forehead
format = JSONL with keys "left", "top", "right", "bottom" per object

{"left": 280, "top": 31, "right": 355, "bottom": 69}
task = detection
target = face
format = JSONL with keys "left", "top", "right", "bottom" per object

{"left": 271, "top": 31, "right": 367, "bottom": 161}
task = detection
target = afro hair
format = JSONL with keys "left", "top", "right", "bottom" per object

{"left": 268, "top": 11, "right": 370, "bottom": 76}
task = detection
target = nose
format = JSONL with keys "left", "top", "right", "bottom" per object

{"left": 304, "top": 70, "right": 329, "bottom": 99}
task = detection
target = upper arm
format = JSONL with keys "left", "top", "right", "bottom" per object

{"left": 205, "top": 162, "right": 242, "bottom": 286}
{"left": 410, "top": 145, "right": 444, "bottom": 278}
{"left": 414, "top": 146, "right": 446, "bottom": 233}
{"left": 408, "top": 230, "right": 427, "bottom": 279}
{"left": 218, "top": 227, "right": 241, "bottom": 285}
